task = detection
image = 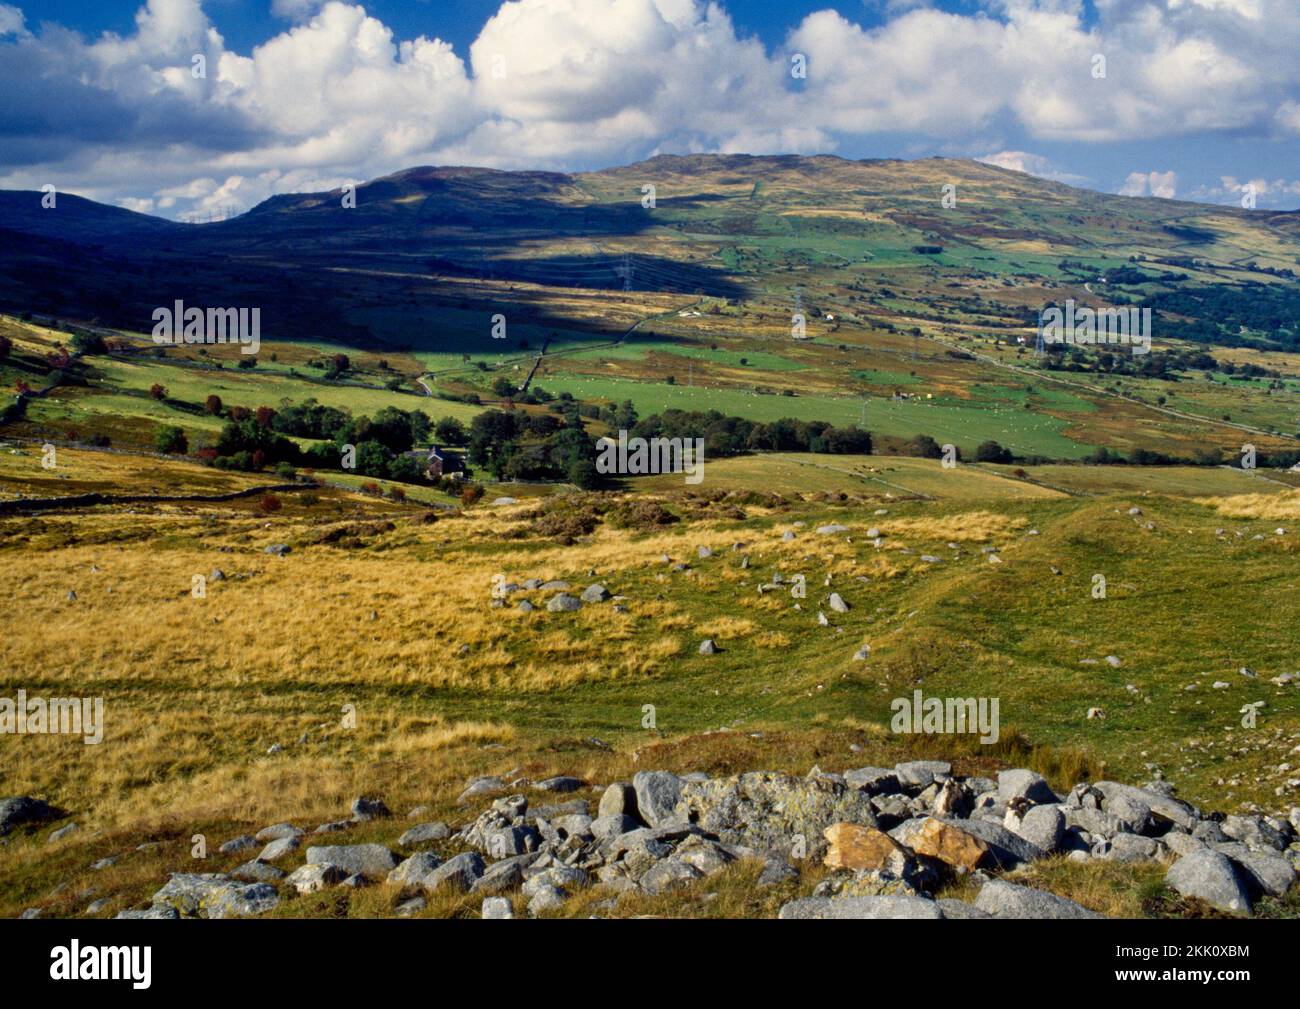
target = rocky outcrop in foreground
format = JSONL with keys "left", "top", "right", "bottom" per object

{"left": 11, "top": 764, "right": 1299, "bottom": 919}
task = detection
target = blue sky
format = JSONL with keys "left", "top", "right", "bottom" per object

{"left": 2, "top": 0, "right": 1298, "bottom": 218}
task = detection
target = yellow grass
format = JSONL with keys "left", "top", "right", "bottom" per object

{"left": 1204, "top": 489, "right": 1300, "bottom": 520}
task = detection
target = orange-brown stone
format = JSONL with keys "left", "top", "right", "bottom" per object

{"left": 823, "top": 822, "right": 908, "bottom": 871}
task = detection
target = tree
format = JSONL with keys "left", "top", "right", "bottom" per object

{"left": 155, "top": 425, "right": 188, "bottom": 454}
{"left": 907, "top": 434, "right": 943, "bottom": 459}
{"left": 71, "top": 330, "right": 107, "bottom": 355}
{"left": 435, "top": 416, "right": 467, "bottom": 445}
{"left": 975, "top": 440, "right": 1013, "bottom": 464}
{"left": 567, "top": 457, "right": 600, "bottom": 489}
{"left": 149, "top": 383, "right": 167, "bottom": 401}
{"left": 0, "top": 335, "right": 10, "bottom": 360}
{"left": 204, "top": 394, "right": 223, "bottom": 416}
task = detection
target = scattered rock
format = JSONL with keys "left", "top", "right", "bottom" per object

{"left": 975, "top": 879, "right": 1103, "bottom": 919}
{"left": 1165, "top": 850, "right": 1252, "bottom": 914}
{"left": 305, "top": 843, "right": 399, "bottom": 880}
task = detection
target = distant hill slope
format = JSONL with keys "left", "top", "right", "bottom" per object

{"left": 0, "top": 153, "right": 1296, "bottom": 352}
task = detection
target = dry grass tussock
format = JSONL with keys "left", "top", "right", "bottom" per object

{"left": 1204, "top": 490, "right": 1300, "bottom": 520}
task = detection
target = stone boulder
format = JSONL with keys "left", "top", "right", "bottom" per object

{"left": 823, "top": 823, "right": 910, "bottom": 872}
{"left": 778, "top": 895, "right": 945, "bottom": 919}
{"left": 974, "top": 879, "right": 1104, "bottom": 919}
{"left": 674, "top": 771, "right": 878, "bottom": 859}
{"left": 305, "top": 843, "right": 399, "bottom": 880}
{"left": 1165, "top": 850, "right": 1252, "bottom": 914}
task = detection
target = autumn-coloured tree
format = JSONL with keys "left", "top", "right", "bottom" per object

{"left": 205, "top": 394, "right": 223, "bottom": 416}
{"left": 149, "top": 383, "right": 166, "bottom": 400}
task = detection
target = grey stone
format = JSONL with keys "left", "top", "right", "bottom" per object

{"left": 527, "top": 885, "right": 566, "bottom": 915}
{"left": 640, "top": 856, "right": 703, "bottom": 895}
{"left": 997, "top": 769, "right": 1056, "bottom": 805}
{"left": 1107, "top": 793, "right": 1155, "bottom": 835}
{"left": 590, "top": 814, "right": 638, "bottom": 842}
{"left": 828, "top": 592, "right": 849, "bottom": 613}
{"left": 675, "top": 771, "right": 877, "bottom": 859}
{"left": 232, "top": 860, "right": 286, "bottom": 883}
{"left": 975, "top": 879, "right": 1104, "bottom": 919}
{"left": 937, "top": 816, "right": 1046, "bottom": 869}
{"left": 698, "top": 638, "right": 718, "bottom": 654}
{"left": 481, "top": 896, "right": 514, "bottom": 919}
{"left": 48, "top": 823, "right": 79, "bottom": 843}
{"left": 556, "top": 814, "right": 593, "bottom": 839}
{"left": 420, "top": 851, "right": 486, "bottom": 893}
{"left": 1095, "top": 781, "right": 1198, "bottom": 830}
{"left": 598, "top": 782, "right": 636, "bottom": 819}
{"left": 115, "top": 905, "right": 180, "bottom": 920}
{"left": 151, "top": 874, "right": 278, "bottom": 919}
{"left": 470, "top": 858, "right": 526, "bottom": 895}
{"left": 1192, "top": 819, "right": 1230, "bottom": 844}
{"left": 350, "top": 796, "right": 391, "bottom": 821}
{"left": 778, "top": 895, "right": 944, "bottom": 919}
{"left": 1104, "top": 832, "right": 1161, "bottom": 863}
{"left": 546, "top": 593, "right": 582, "bottom": 613}
{"left": 253, "top": 822, "right": 302, "bottom": 843}
{"left": 758, "top": 856, "right": 799, "bottom": 886}
{"left": 285, "top": 863, "right": 347, "bottom": 894}
{"left": 632, "top": 771, "right": 683, "bottom": 828}
{"left": 1016, "top": 805, "right": 1065, "bottom": 852}
{"left": 206, "top": 883, "right": 279, "bottom": 919}
{"left": 1222, "top": 814, "right": 1287, "bottom": 853}
{"left": 936, "top": 899, "right": 993, "bottom": 919}
{"left": 396, "top": 896, "right": 427, "bottom": 916}
{"left": 844, "top": 767, "right": 900, "bottom": 795}
{"left": 258, "top": 836, "right": 301, "bottom": 862}
{"left": 535, "top": 775, "right": 584, "bottom": 794}
{"left": 1234, "top": 851, "right": 1295, "bottom": 898}
{"left": 1166, "top": 850, "right": 1252, "bottom": 914}
{"left": 219, "top": 834, "right": 259, "bottom": 854}
{"left": 387, "top": 852, "right": 444, "bottom": 889}
{"left": 580, "top": 584, "right": 610, "bottom": 603}
{"left": 399, "top": 822, "right": 450, "bottom": 847}
{"left": 0, "top": 797, "right": 60, "bottom": 835}
{"left": 305, "top": 843, "right": 399, "bottom": 880}
{"left": 895, "top": 761, "right": 952, "bottom": 789}
{"left": 522, "top": 865, "right": 588, "bottom": 897}
{"left": 458, "top": 776, "right": 507, "bottom": 804}
{"left": 1162, "top": 831, "right": 1206, "bottom": 857}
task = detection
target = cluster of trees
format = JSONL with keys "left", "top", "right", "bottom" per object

{"left": 628, "top": 410, "right": 873, "bottom": 457}
{"left": 1143, "top": 283, "right": 1300, "bottom": 352}
{"left": 467, "top": 408, "right": 598, "bottom": 486}
{"left": 198, "top": 399, "right": 433, "bottom": 481}
{"left": 464, "top": 406, "right": 877, "bottom": 488}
